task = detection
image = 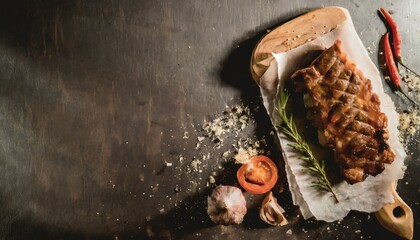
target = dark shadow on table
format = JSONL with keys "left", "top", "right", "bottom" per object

{"left": 137, "top": 12, "right": 309, "bottom": 238}
{"left": 136, "top": 160, "right": 246, "bottom": 239}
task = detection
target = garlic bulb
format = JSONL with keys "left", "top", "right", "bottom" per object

{"left": 259, "top": 191, "right": 288, "bottom": 226}
{"left": 207, "top": 185, "right": 247, "bottom": 225}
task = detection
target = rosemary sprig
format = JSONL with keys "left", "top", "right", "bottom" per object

{"left": 276, "top": 88, "right": 339, "bottom": 203}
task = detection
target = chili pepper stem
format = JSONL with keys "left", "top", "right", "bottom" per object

{"left": 398, "top": 60, "right": 420, "bottom": 78}
{"left": 396, "top": 87, "right": 420, "bottom": 108}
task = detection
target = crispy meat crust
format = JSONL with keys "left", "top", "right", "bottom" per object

{"left": 291, "top": 40, "right": 395, "bottom": 184}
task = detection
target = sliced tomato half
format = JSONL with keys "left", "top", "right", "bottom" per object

{"left": 237, "top": 155, "right": 278, "bottom": 194}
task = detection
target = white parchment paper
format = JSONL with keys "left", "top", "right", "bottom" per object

{"left": 259, "top": 7, "right": 406, "bottom": 222}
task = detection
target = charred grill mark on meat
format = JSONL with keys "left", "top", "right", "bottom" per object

{"left": 291, "top": 40, "right": 395, "bottom": 184}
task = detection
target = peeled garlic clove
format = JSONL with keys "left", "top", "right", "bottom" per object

{"left": 259, "top": 191, "right": 288, "bottom": 226}
{"left": 207, "top": 185, "right": 247, "bottom": 225}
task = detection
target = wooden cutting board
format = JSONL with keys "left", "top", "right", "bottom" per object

{"left": 250, "top": 6, "right": 413, "bottom": 240}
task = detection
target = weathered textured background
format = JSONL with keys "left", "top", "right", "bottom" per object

{"left": 0, "top": 0, "right": 418, "bottom": 239}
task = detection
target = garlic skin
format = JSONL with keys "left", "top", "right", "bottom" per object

{"left": 207, "top": 185, "right": 247, "bottom": 225}
{"left": 259, "top": 191, "right": 288, "bottom": 226}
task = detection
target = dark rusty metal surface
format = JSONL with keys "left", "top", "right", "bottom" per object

{"left": 0, "top": 0, "right": 418, "bottom": 239}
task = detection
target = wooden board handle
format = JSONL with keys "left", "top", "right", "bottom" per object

{"left": 375, "top": 182, "right": 413, "bottom": 240}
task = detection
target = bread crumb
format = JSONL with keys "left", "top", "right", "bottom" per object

{"left": 190, "top": 159, "right": 200, "bottom": 171}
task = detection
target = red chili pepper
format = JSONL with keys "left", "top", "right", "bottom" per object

{"left": 379, "top": 8, "right": 402, "bottom": 62}
{"left": 383, "top": 33, "right": 400, "bottom": 87}
{"left": 379, "top": 8, "right": 420, "bottom": 78}
{"left": 383, "top": 33, "right": 419, "bottom": 107}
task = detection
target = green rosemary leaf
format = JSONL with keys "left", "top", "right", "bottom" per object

{"left": 311, "top": 183, "right": 329, "bottom": 191}
{"left": 320, "top": 159, "right": 326, "bottom": 169}
{"left": 276, "top": 88, "right": 339, "bottom": 203}
{"left": 307, "top": 166, "right": 321, "bottom": 174}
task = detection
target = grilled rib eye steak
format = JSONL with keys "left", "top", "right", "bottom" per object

{"left": 291, "top": 40, "right": 395, "bottom": 184}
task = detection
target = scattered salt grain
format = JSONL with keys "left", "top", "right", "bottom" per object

{"left": 208, "top": 176, "right": 216, "bottom": 184}
{"left": 403, "top": 74, "right": 420, "bottom": 94}
{"left": 234, "top": 146, "right": 259, "bottom": 164}
{"left": 234, "top": 147, "right": 251, "bottom": 164}
{"left": 139, "top": 173, "right": 145, "bottom": 182}
{"left": 398, "top": 74, "right": 420, "bottom": 150}
{"left": 190, "top": 159, "right": 200, "bottom": 171}
{"left": 398, "top": 108, "right": 420, "bottom": 147}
